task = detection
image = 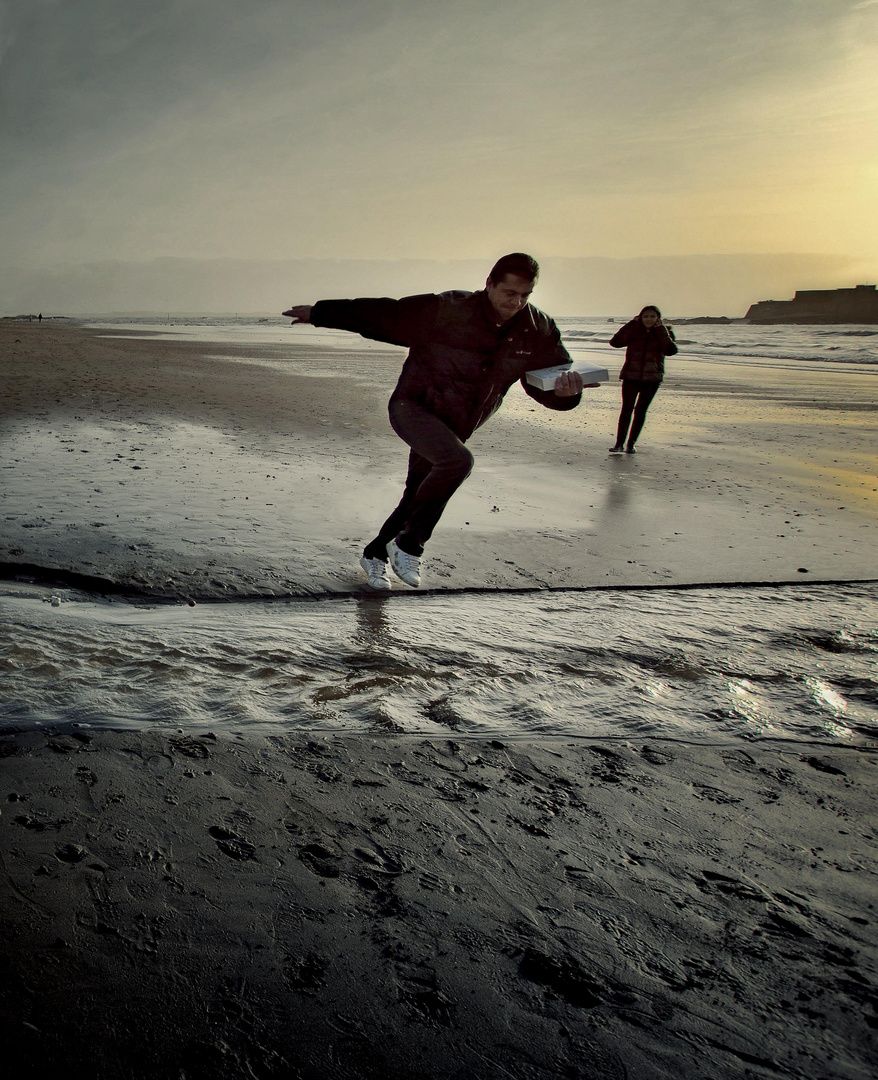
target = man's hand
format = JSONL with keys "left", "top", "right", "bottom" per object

{"left": 553, "top": 370, "right": 585, "bottom": 396}
{"left": 282, "top": 305, "right": 313, "bottom": 324}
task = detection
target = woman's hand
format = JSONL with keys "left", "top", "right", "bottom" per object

{"left": 282, "top": 305, "right": 313, "bottom": 323}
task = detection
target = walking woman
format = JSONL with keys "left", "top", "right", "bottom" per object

{"left": 608, "top": 305, "right": 677, "bottom": 453}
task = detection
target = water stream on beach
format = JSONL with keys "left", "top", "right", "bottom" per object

{"left": 2, "top": 583, "right": 876, "bottom": 745}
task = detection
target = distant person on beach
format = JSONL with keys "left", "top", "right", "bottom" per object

{"left": 283, "top": 253, "right": 594, "bottom": 591}
{"left": 608, "top": 305, "right": 677, "bottom": 454}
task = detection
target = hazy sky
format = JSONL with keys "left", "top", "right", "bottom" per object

{"left": 2, "top": 0, "right": 877, "bottom": 300}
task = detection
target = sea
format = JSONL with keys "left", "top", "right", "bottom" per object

{"left": 70, "top": 310, "right": 878, "bottom": 367}
{"left": 1, "top": 314, "right": 876, "bottom": 745}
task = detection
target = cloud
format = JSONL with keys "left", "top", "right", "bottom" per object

{"left": 1, "top": 1, "right": 876, "bottom": 269}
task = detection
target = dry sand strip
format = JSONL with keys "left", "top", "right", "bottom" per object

{"left": 1, "top": 728, "right": 875, "bottom": 1079}
{"left": 2, "top": 321, "right": 877, "bottom": 598}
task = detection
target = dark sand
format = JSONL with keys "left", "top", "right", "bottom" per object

{"left": 1, "top": 322, "right": 877, "bottom": 1078}
{"left": 2, "top": 731, "right": 876, "bottom": 1079}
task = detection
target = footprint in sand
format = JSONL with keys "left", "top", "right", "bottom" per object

{"left": 283, "top": 952, "right": 328, "bottom": 994}
{"left": 691, "top": 783, "right": 742, "bottom": 805}
{"left": 396, "top": 968, "right": 456, "bottom": 1025}
{"left": 55, "top": 843, "right": 89, "bottom": 864}
{"left": 15, "top": 813, "right": 71, "bottom": 831}
{"left": 518, "top": 946, "right": 603, "bottom": 1009}
{"left": 353, "top": 845, "right": 405, "bottom": 876}
{"left": 208, "top": 825, "right": 256, "bottom": 861}
{"left": 170, "top": 735, "right": 214, "bottom": 760}
{"left": 297, "top": 842, "right": 341, "bottom": 878}
{"left": 640, "top": 745, "right": 674, "bottom": 767}
{"left": 418, "top": 870, "right": 462, "bottom": 895}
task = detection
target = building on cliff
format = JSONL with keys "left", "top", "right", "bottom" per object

{"left": 745, "top": 284, "right": 878, "bottom": 324}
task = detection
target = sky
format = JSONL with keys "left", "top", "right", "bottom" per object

{"left": 1, "top": 0, "right": 877, "bottom": 313}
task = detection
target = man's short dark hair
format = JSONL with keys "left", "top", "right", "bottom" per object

{"left": 488, "top": 253, "right": 539, "bottom": 285}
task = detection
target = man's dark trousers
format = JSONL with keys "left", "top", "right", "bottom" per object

{"left": 362, "top": 399, "right": 474, "bottom": 559}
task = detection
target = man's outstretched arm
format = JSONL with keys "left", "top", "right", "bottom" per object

{"left": 282, "top": 294, "right": 438, "bottom": 347}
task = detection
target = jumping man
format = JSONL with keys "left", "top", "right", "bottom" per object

{"left": 283, "top": 252, "right": 592, "bottom": 590}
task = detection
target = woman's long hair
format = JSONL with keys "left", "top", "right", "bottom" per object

{"left": 638, "top": 305, "right": 674, "bottom": 339}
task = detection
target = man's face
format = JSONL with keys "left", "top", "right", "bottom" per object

{"left": 485, "top": 273, "right": 534, "bottom": 323}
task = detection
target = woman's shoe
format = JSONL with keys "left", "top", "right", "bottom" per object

{"left": 608, "top": 444, "right": 624, "bottom": 453}
{"left": 625, "top": 445, "right": 636, "bottom": 454}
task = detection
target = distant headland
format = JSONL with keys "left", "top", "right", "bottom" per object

{"left": 746, "top": 284, "right": 878, "bottom": 324}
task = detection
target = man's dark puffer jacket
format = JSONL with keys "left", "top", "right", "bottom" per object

{"left": 310, "top": 289, "right": 580, "bottom": 440}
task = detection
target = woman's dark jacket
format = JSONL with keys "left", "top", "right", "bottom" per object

{"left": 609, "top": 319, "right": 678, "bottom": 383}
{"left": 310, "top": 290, "right": 580, "bottom": 441}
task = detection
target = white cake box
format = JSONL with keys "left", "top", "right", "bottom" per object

{"left": 525, "top": 360, "right": 610, "bottom": 391}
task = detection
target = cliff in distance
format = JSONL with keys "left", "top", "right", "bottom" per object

{"left": 746, "top": 284, "right": 878, "bottom": 324}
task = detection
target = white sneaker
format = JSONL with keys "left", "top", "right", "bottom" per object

{"left": 387, "top": 538, "right": 421, "bottom": 587}
{"left": 359, "top": 556, "right": 391, "bottom": 591}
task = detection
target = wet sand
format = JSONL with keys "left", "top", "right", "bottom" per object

{"left": 1, "top": 321, "right": 875, "bottom": 600}
{"left": 2, "top": 729, "right": 876, "bottom": 1079}
{"left": 1, "top": 321, "right": 877, "bottom": 1078}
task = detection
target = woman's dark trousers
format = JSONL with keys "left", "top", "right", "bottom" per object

{"left": 616, "top": 379, "right": 660, "bottom": 449}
